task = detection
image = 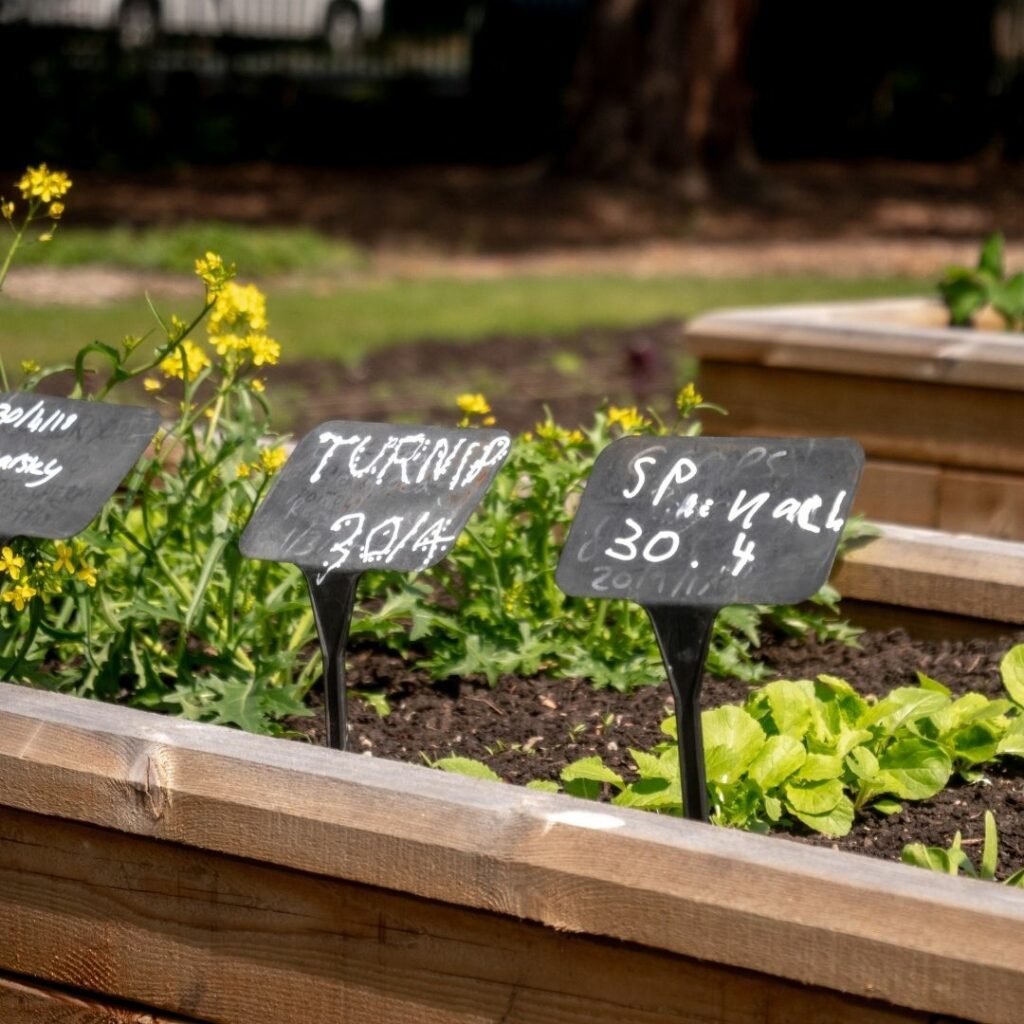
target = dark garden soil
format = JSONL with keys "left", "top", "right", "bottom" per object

{"left": 292, "top": 628, "right": 1024, "bottom": 879}
{"left": 263, "top": 319, "right": 1024, "bottom": 879}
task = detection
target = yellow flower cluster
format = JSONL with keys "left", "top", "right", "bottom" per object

{"left": 0, "top": 542, "right": 98, "bottom": 613}
{"left": 159, "top": 338, "right": 211, "bottom": 381}
{"left": 205, "top": 281, "right": 280, "bottom": 369}
{"left": 675, "top": 382, "right": 704, "bottom": 417}
{"left": 535, "top": 421, "right": 585, "bottom": 445}
{"left": 16, "top": 164, "right": 72, "bottom": 204}
{"left": 456, "top": 393, "right": 496, "bottom": 426}
{"left": 607, "top": 406, "right": 649, "bottom": 433}
{"left": 236, "top": 446, "right": 288, "bottom": 479}
{"left": 195, "top": 251, "right": 235, "bottom": 296}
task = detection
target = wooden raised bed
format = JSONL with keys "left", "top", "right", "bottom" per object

{"left": 684, "top": 297, "right": 1024, "bottom": 540}
{"left": 1, "top": 524, "right": 1023, "bottom": 1024}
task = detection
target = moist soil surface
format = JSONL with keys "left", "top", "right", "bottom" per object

{"left": 292, "top": 627, "right": 1024, "bottom": 879}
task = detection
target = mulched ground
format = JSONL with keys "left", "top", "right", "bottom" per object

{"left": 291, "top": 627, "right": 1024, "bottom": 879}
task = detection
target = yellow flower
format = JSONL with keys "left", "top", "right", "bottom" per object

{"left": 0, "top": 546, "right": 25, "bottom": 580}
{"left": 52, "top": 542, "right": 75, "bottom": 575}
{"left": 247, "top": 334, "right": 280, "bottom": 367}
{"left": 250, "top": 378, "right": 265, "bottom": 393}
{"left": 194, "top": 251, "right": 234, "bottom": 294}
{"left": 160, "top": 339, "right": 211, "bottom": 380}
{"left": 675, "top": 382, "right": 704, "bottom": 417}
{"left": 259, "top": 446, "right": 288, "bottom": 473}
{"left": 75, "top": 563, "right": 98, "bottom": 588}
{"left": 2, "top": 582, "right": 37, "bottom": 611}
{"left": 456, "top": 393, "right": 491, "bottom": 417}
{"left": 1, "top": 200, "right": 14, "bottom": 220}
{"left": 482, "top": 415, "right": 496, "bottom": 426}
{"left": 20, "top": 359, "right": 40, "bottom": 374}
{"left": 208, "top": 282, "right": 268, "bottom": 337}
{"left": 143, "top": 378, "right": 162, "bottom": 392}
{"left": 48, "top": 201, "right": 65, "bottom": 220}
{"left": 236, "top": 462, "right": 252, "bottom": 479}
{"left": 607, "top": 406, "right": 648, "bottom": 433}
{"left": 16, "top": 164, "right": 72, "bottom": 204}
{"left": 567, "top": 429, "right": 585, "bottom": 445}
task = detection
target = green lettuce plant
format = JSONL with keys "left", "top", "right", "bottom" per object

{"left": 939, "top": 232, "right": 1024, "bottom": 329}
{"left": 902, "top": 810, "right": 1024, "bottom": 887}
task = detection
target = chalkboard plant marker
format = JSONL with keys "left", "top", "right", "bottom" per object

{"left": 241, "top": 420, "right": 511, "bottom": 750}
{"left": 0, "top": 391, "right": 160, "bottom": 543}
{"left": 556, "top": 436, "right": 864, "bottom": 822}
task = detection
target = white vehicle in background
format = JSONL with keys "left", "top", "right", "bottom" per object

{"left": 3, "top": 0, "right": 386, "bottom": 53}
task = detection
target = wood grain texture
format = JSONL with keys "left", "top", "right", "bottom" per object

{"left": 694, "top": 362, "right": 1024, "bottom": 473}
{"left": 0, "top": 805, "right": 928, "bottom": 1024}
{"left": 0, "top": 971, "right": 190, "bottom": 1023}
{"left": 684, "top": 298, "right": 1024, "bottom": 390}
{"left": 832, "top": 522, "right": 1024, "bottom": 625}
{"left": 855, "top": 461, "right": 940, "bottom": 528}
{"left": 0, "top": 684, "right": 1022, "bottom": 1022}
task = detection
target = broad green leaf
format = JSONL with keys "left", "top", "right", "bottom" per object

{"left": 878, "top": 739, "right": 951, "bottom": 800}
{"left": 764, "top": 795, "right": 783, "bottom": 822}
{"left": 748, "top": 734, "right": 806, "bottom": 790}
{"left": 815, "top": 674, "right": 868, "bottom": 727}
{"left": 613, "top": 777, "right": 680, "bottom": 811}
{"left": 526, "top": 780, "right": 560, "bottom": 793}
{"left": 789, "top": 794, "right": 855, "bottom": 837}
{"left": 860, "top": 688, "right": 950, "bottom": 735}
{"left": 872, "top": 798, "right": 903, "bottom": 815}
{"left": 997, "top": 716, "right": 1024, "bottom": 757}
{"left": 939, "top": 276, "right": 988, "bottom": 325}
{"left": 845, "top": 746, "right": 880, "bottom": 783}
{"left": 561, "top": 757, "right": 624, "bottom": 788}
{"left": 794, "top": 753, "right": 844, "bottom": 782}
{"left": 784, "top": 778, "right": 845, "bottom": 815}
{"left": 702, "top": 706, "right": 766, "bottom": 784}
{"left": 916, "top": 671, "right": 951, "bottom": 696}
{"left": 631, "top": 748, "right": 675, "bottom": 781}
{"left": 978, "top": 231, "right": 1005, "bottom": 276}
{"left": 434, "top": 757, "right": 501, "bottom": 782}
{"left": 1001, "top": 645, "right": 1024, "bottom": 707}
{"left": 902, "top": 843, "right": 963, "bottom": 875}
{"left": 952, "top": 722, "right": 1001, "bottom": 767}
{"left": 759, "top": 679, "right": 816, "bottom": 738}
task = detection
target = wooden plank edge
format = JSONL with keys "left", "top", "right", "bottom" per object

{"left": 0, "top": 969, "right": 197, "bottom": 1023}
{"left": 832, "top": 521, "right": 1024, "bottom": 625}
{"left": 0, "top": 684, "right": 1021, "bottom": 1023}
{"left": 684, "top": 300, "right": 1024, "bottom": 390}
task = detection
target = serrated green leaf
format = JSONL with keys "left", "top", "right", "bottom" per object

{"left": 878, "top": 738, "right": 951, "bottom": 799}
{"left": 631, "top": 748, "right": 674, "bottom": 781}
{"left": 434, "top": 757, "right": 502, "bottom": 782}
{"left": 748, "top": 734, "right": 806, "bottom": 790}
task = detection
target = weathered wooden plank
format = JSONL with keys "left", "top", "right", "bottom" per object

{"left": 0, "top": 805, "right": 929, "bottom": 1024}
{"left": 855, "top": 461, "right": 940, "bottom": 529}
{"left": 937, "top": 467, "right": 1024, "bottom": 540}
{"left": 684, "top": 299, "right": 1024, "bottom": 390}
{"left": 832, "top": 522, "right": 1024, "bottom": 626}
{"left": 0, "top": 684, "right": 1021, "bottom": 1023}
{"left": 0, "top": 971, "right": 192, "bottom": 1023}
{"left": 695, "top": 362, "right": 1024, "bottom": 473}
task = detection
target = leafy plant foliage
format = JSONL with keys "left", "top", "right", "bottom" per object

{"left": 939, "top": 232, "right": 1024, "bottom": 329}
{"left": 902, "top": 810, "right": 1024, "bottom": 887}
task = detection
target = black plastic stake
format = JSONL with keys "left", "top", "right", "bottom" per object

{"left": 644, "top": 604, "right": 718, "bottom": 822}
{"left": 303, "top": 570, "right": 361, "bottom": 751}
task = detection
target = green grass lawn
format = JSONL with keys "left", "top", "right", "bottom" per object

{"left": 0, "top": 273, "right": 928, "bottom": 371}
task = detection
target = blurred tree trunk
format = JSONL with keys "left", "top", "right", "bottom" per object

{"left": 559, "top": 0, "right": 759, "bottom": 192}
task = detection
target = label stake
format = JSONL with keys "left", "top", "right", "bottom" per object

{"left": 303, "top": 569, "right": 361, "bottom": 750}
{"left": 645, "top": 604, "right": 717, "bottom": 821}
